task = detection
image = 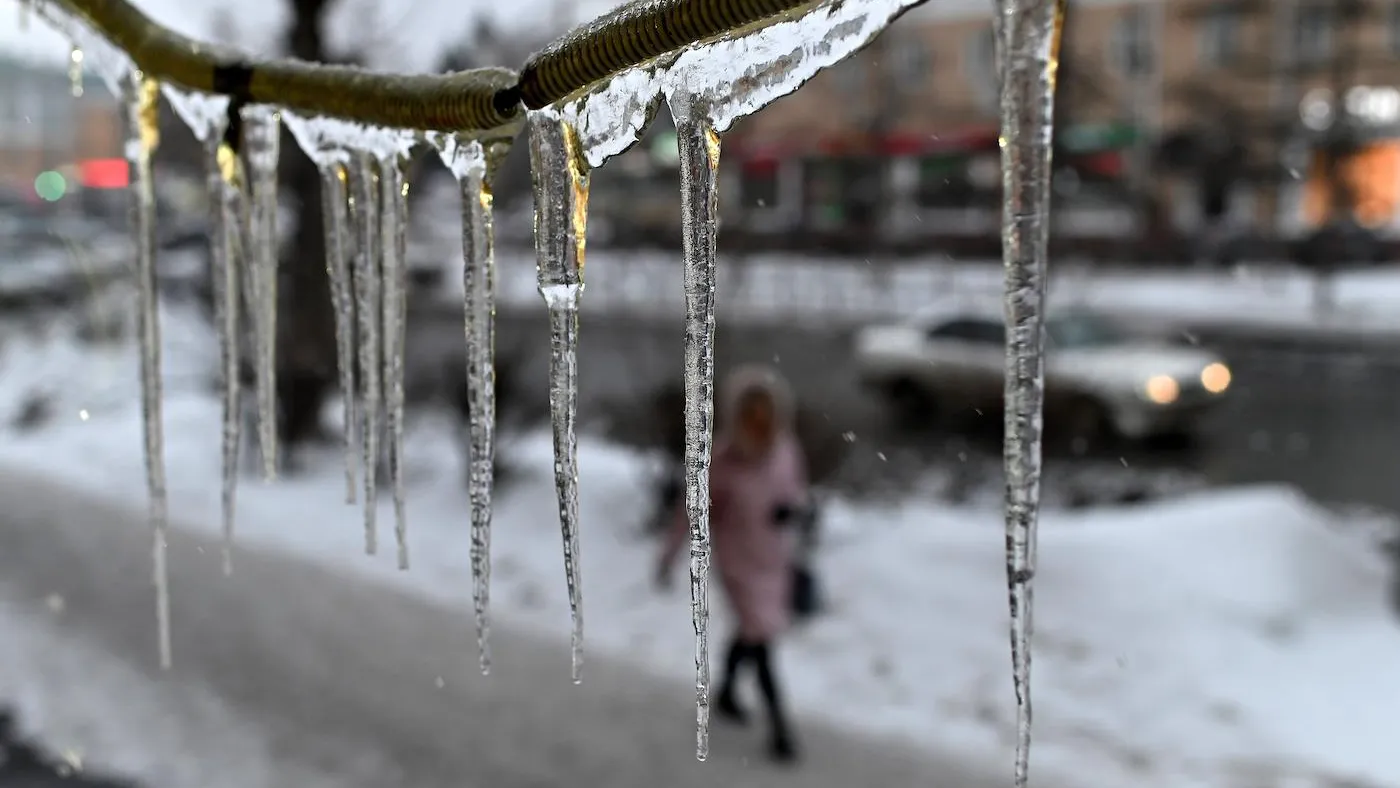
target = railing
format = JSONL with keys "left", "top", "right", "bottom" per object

{"left": 26, "top": 0, "right": 1065, "bottom": 781}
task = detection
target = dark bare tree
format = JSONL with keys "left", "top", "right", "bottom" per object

{"left": 273, "top": 0, "right": 348, "bottom": 454}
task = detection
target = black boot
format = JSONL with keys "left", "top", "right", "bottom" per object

{"left": 716, "top": 639, "right": 751, "bottom": 725}
{"left": 768, "top": 730, "right": 799, "bottom": 763}
{"left": 753, "top": 642, "right": 800, "bottom": 764}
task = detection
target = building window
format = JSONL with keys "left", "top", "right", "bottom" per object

{"left": 1197, "top": 10, "right": 1240, "bottom": 67}
{"left": 965, "top": 26, "right": 999, "bottom": 112}
{"left": 889, "top": 35, "right": 931, "bottom": 87}
{"left": 1111, "top": 7, "right": 1153, "bottom": 77}
{"left": 1391, "top": 3, "right": 1400, "bottom": 53}
{"left": 740, "top": 162, "right": 780, "bottom": 209}
{"left": 1294, "top": 6, "right": 1335, "bottom": 65}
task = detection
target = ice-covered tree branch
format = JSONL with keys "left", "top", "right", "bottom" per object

{"left": 51, "top": 0, "right": 519, "bottom": 133}
{"left": 49, "top": 0, "right": 834, "bottom": 134}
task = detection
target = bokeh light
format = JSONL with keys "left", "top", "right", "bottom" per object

{"left": 34, "top": 170, "right": 67, "bottom": 202}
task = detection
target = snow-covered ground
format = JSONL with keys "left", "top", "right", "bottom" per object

{"left": 0, "top": 303, "right": 1398, "bottom": 787}
{"left": 468, "top": 250, "right": 1400, "bottom": 337}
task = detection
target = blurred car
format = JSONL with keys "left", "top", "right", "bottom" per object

{"left": 854, "top": 309, "right": 1233, "bottom": 442}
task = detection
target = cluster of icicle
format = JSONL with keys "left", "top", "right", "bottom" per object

{"left": 35, "top": 0, "right": 1060, "bottom": 778}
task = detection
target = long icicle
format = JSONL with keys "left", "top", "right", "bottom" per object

{"left": 209, "top": 129, "right": 244, "bottom": 576}
{"left": 441, "top": 136, "right": 504, "bottom": 675}
{"left": 318, "top": 159, "right": 358, "bottom": 505}
{"left": 348, "top": 152, "right": 382, "bottom": 555}
{"left": 379, "top": 154, "right": 411, "bottom": 570}
{"left": 122, "top": 71, "right": 171, "bottom": 670}
{"left": 668, "top": 93, "right": 720, "bottom": 763}
{"left": 995, "top": 0, "right": 1066, "bottom": 785}
{"left": 527, "top": 110, "right": 588, "bottom": 683}
{"left": 241, "top": 105, "right": 281, "bottom": 482}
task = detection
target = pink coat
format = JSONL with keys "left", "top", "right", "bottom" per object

{"left": 662, "top": 369, "right": 810, "bottom": 642}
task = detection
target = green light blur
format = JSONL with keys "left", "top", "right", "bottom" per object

{"left": 35, "top": 171, "right": 67, "bottom": 202}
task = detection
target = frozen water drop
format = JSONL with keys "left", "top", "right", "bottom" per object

{"left": 995, "top": 0, "right": 1067, "bottom": 784}
{"left": 317, "top": 160, "right": 359, "bottom": 505}
{"left": 379, "top": 153, "right": 411, "bottom": 571}
{"left": 68, "top": 45, "right": 83, "bottom": 97}
{"left": 437, "top": 134, "right": 507, "bottom": 675}
{"left": 527, "top": 110, "right": 588, "bottom": 683}
{"left": 240, "top": 105, "right": 282, "bottom": 482}
{"left": 668, "top": 92, "right": 722, "bottom": 763}
{"left": 348, "top": 152, "right": 383, "bottom": 555}
{"left": 122, "top": 71, "right": 171, "bottom": 670}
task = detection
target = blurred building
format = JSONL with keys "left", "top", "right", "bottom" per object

{"left": 722, "top": 0, "right": 1400, "bottom": 254}
{"left": 0, "top": 53, "right": 122, "bottom": 202}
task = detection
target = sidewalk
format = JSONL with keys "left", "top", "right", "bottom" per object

{"left": 0, "top": 465, "right": 1065, "bottom": 788}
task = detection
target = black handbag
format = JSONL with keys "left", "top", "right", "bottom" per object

{"left": 791, "top": 562, "right": 822, "bottom": 619}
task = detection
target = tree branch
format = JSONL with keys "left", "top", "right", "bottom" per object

{"left": 55, "top": 0, "right": 521, "bottom": 133}
{"left": 53, "top": 0, "right": 894, "bottom": 134}
{"left": 517, "top": 0, "right": 823, "bottom": 109}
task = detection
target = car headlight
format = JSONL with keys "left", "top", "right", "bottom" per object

{"left": 1201, "top": 362, "right": 1231, "bottom": 394}
{"left": 1144, "top": 375, "right": 1180, "bottom": 405}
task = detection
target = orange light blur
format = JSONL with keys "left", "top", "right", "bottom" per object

{"left": 1303, "top": 141, "right": 1400, "bottom": 228}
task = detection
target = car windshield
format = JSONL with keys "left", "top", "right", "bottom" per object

{"left": 1046, "top": 313, "right": 1126, "bottom": 349}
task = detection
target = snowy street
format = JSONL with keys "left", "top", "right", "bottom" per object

{"left": 0, "top": 463, "right": 1036, "bottom": 788}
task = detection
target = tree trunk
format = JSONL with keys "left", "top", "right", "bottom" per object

{"left": 275, "top": 0, "right": 339, "bottom": 450}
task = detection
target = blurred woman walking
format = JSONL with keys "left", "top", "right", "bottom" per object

{"left": 657, "top": 364, "right": 811, "bottom": 763}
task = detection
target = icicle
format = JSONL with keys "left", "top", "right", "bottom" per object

{"left": 18, "top": 0, "right": 29, "bottom": 31}
{"left": 527, "top": 110, "right": 588, "bottom": 683}
{"left": 122, "top": 71, "right": 171, "bottom": 670}
{"left": 317, "top": 160, "right": 358, "bottom": 505}
{"left": 348, "top": 152, "right": 382, "bottom": 555}
{"left": 240, "top": 105, "right": 282, "bottom": 482}
{"left": 211, "top": 139, "right": 245, "bottom": 576}
{"left": 162, "top": 85, "right": 241, "bottom": 576}
{"left": 437, "top": 136, "right": 506, "bottom": 675}
{"left": 666, "top": 93, "right": 721, "bottom": 763}
{"left": 994, "top": 0, "right": 1067, "bottom": 785}
{"left": 378, "top": 154, "right": 410, "bottom": 571}
{"left": 283, "top": 112, "right": 418, "bottom": 512}
{"left": 68, "top": 45, "right": 84, "bottom": 98}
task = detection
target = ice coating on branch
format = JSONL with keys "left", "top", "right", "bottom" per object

{"left": 162, "top": 85, "right": 232, "bottom": 144}
{"left": 668, "top": 93, "right": 721, "bottom": 763}
{"left": 122, "top": 71, "right": 172, "bottom": 670}
{"left": 283, "top": 112, "right": 419, "bottom": 164}
{"left": 527, "top": 109, "right": 588, "bottom": 683}
{"left": 163, "top": 85, "right": 242, "bottom": 575}
{"left": 435, "top": 135, "right": 504, "bottom": 675}
{"left": 554, "top": 0, "right": 923, "bottom": 167}
{"left": 240, "top": 105, "right": 282, "bottom": 482}
{"left": 379, "top": 155, "right": 411, "bottom": 571}
{"left": 347, "top": 152, "right": 383, "bottom": 555}
{"left": 996, "top": 0, "right": 1065, "bottom": 784}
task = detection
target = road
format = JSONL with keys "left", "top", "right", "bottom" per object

{"left": 0, "top": 465, "right": 1058, "bottom": 788}
{"left": 489, "top": 311, "right": 1400, "bottom": 513}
